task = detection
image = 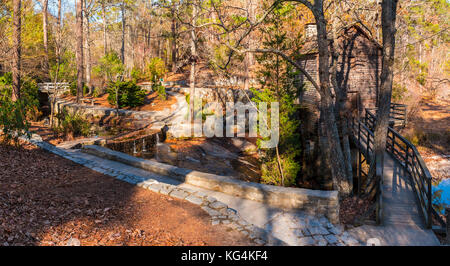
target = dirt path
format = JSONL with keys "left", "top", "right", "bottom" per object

{"left": 0, "top": 141, "right": 254, "bottom": 246}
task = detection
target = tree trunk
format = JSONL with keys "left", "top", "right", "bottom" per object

{"left": 330, "top": 17, "right": 353, "bottom": 189}
{"left": 12, "top": 0, "right": 21, "bottom": 102}
{"left": 373, "top": 0, "right": 399, "bottom": 170}
{"left": 121, "top": 1, "right": 125, "bottom": 64}
{"left": 189, "top": 2, "right": 198, "bottom": 123}
{"left": 314, "top": 0, "right": 352, "bottom": 196}
{"left": 171, "top": 5, "right": 177, "bottom": 72}
{"left": 84, "top": 0, "right": 92, "bottom": 93}
{"left": 102, "top": 1, "right": 107, "bottom": 55}
{"left": 76, "top": 0, "right": 84, "bottom": 103}
{"left": 56, "top": 0, "right": 62, "bottom": 68}
{"left": 42, "top": 0, "right": 49, "bottom": 76}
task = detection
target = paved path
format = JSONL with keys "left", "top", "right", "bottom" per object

{"left": 347, "top": 153, "right": 440, "bottom": 245}
{"left": 24, "top": 133, "right": 440, "bottom": 245}
{"left": 63, "top": 148, "right": 360, "bottom": 246}
{"left": 23, "top": 134, "right": 362, "bottom": 246}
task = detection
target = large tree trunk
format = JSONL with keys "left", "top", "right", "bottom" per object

{"left": 42, "top": 0, "right": 49, "bottom": 76}
{"left": 12, "top": 0, "right": 21, "bottom": 102}
{"left": 84, "top": 0, "right": 92, "bottom": 92}
{"left": 373, "top": 0, "right": 399, "bottom": 169}
{"left": 76, "top": 0, "right": 84, "bottom": 103}
{"left": 330, "top": 17, "right": 353, "bottom": 189}
{"left": 314, "top": 0, "right": 352, "bottom": 196}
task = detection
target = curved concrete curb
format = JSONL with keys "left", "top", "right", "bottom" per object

{"left": 81, "top": 145, "right": 339, "bottom": 223}
{"left": 19, "top": 134, "right": 287, "bottom": 246}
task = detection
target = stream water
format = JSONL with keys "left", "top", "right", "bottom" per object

{"left": 433, "top": 179, "right": 450, "bottom": 213}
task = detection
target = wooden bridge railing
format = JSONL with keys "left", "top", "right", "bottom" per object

{"left": 364, "top": 108, "right": 442, "bottom": 229}
{"left": 365, "top": 103, "right": 407, "bottom": 128}
{"left": 37, "top": 82, "right": 70, "bottom": 94}
{"left": 350, "top": 118, "right": 383, "bottom": 224}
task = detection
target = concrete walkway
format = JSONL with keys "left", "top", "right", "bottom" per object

{"left": 347, "top": 153, "right": 440, "bottom": 245}
{"left": 24, "top": 134, "right": 440, "bottom": 246}
{"left": 61, "top": 148, "right": 359, "bottom": 246}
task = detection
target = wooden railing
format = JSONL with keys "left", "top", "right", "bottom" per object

{"left": 37, "top": 82, "right": 70, "bottom": 94}
{"left": 364, "top": 108, "right": 439, "bottom": 229}
{"left": 366, "top": 103, "right": 407, "bottom": 128}
{"left": 350, "top": 118, "right": 382, "bottom": 224}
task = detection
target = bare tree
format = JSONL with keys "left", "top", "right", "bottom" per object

{"left": 11, "top": 0, "right": 21, "bottom": 101}
{"left": 101, "top": 0, "right": 108, "bottom": 55}
{"left": 121, "top": 0, "right": 126, "bottom": 64}
{"left": 56, "top": 0, "right": 62, "bottom": 67}
{"left": 373, "top": 0, "right": 399, "bottom": 174}
{"left": 170, "top": 1, "right": 178, "bottom": 72}
{"left": 84, "top": 0, "right": 94, "bottom": 93}
{"left": 76, "top": 0, "right": 84, "bottom": 103}
{"left": 42, "top": 0, "right": 49, "bottom": 76}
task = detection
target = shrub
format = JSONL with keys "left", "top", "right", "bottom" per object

{"left": 261, "top": 152, "right": 300, "bottom": 187}
{"left": 131, "top": 67, "right": 144, "bottom": 82}
{"left": 94, "top": 52, "right": 125, "bottom": 82}
{"left": 107, "top": 80, "right": 146, "bottom": 108}
{"left": 0, "top": 96, "right": 30, "bottom": 144}
{"left": 146, "top": 57, "right": 167, "bottom": 84}
{"left": 92, "top": 87, "right": 101, "bottom": 98}
{"left": 0, "top": 73, "right": 40, "bottom": 143}
{"left": 55, "top": 109, "right": 90, "bottom": 139}
{"left": 153, "top": 84, "right": 167, "bottom": 100}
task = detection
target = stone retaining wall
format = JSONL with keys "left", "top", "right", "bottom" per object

{"left": 168, "top": 87, "right": 253, "bottom": 104}
{"left": 82, "top": 145, "right": 340, "bottom": 223}
{"left": 50, "top": 97, "right": 162, "bottom": 120}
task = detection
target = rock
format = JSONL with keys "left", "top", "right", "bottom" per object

{"left": 318, "top": 216, "right": 330, "bottom": 225}
{"left": 324, "top": 234, "right": 339, "bottom": 245}
{"left": 185, "top": 195, "right": 203, "bottom": 205}
{"left": 317, "top": 239, "right": 328, "bottom": 246}
{"left": 293, "top": 229, "right": 304, "bottom": 238}
{"left": 297, "top": 236, "right": 315, "bottom": 246}
{"left": 230, "top": 138, "right": 258, "bottom": 153}
{"left": 308, "top": 226, "right": 329, "bottom": 235}
{"left": 307, "top": 218, "right": 322, "bottom": 227}
{"left": 201, "top": 206, "right": 221, "bottom": 217}
{"left": 198, "top": 142, "right": 237, "bottom": 160}
{"left": 328, "top": 225, "right": 343, "bottom": 235}
{"left": 169, "top": 189, "right": 189, "bottom": 199}
{"left": 66, "top": 237, "right": 81, "bottom": 246}
{"left": 186, "top": 156, "right": 200, "bottom": 163}
{"left": 302, "top": 228, "right": 312, "bottom": 237}
{"left": 254, "top": 239, "right": 265, "bottom": 245}
{"left": 209, "top": 201, "right": 227, "bottom": 210}
{"left": 341, "top": 234, "right": 360, "bottom": 246}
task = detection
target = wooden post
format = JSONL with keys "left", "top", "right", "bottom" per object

{"left": 446, "top": 206, "right": 450, "bottom": 244}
